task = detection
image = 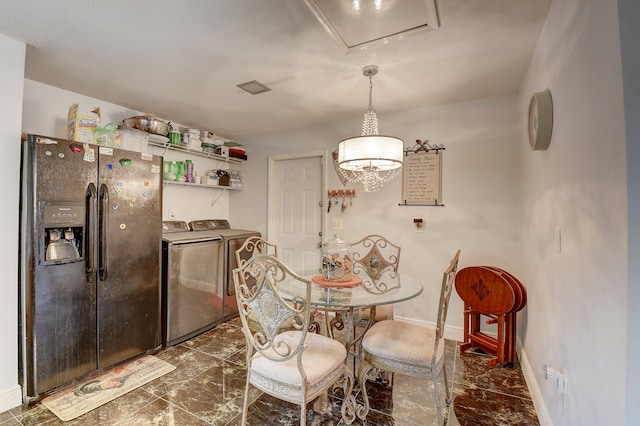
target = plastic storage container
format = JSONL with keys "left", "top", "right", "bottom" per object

{"left": 185, "top": 160, "right": 194, "bottom": 183}
{"left": 119, "top": 127, "right": 149, "bottom": 153}
{"left": 174, "top": 161, "right": 185, "bottom": 182}
{"left": 95, "top": 123, "right": 118, "bottom": 147}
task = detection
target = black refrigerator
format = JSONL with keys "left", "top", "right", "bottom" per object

{"left": 19, "top": 134, "right": 163, "bottom": 400}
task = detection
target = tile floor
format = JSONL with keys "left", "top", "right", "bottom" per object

{"left": 3, "top": 319, "right": 540, "bottom": 425}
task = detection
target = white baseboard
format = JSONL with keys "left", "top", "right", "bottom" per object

{"left": 517, "top": 340, "right": 552, "bottom": 426}
{"left": 0, "top": 384, "right": 22, "bottom": 413}
{"left": 394, "top": 315, "right": 464, "bottom": 342}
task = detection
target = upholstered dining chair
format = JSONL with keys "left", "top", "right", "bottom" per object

{"left": 357, "top": 249, "right": 461, "bottom": 425}
{"left": 351, "top": 234, "right": 402, "bottom": 324}
{"left": 234, "top": 237, "right": 282, "bottom": 332}
{"left": 233, "top": 254, "right": 355, "bottom": 425}
{"left": 235, "top": 238, "right": 320, "bottom": 334}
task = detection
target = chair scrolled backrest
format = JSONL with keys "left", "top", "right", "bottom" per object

{"left": 235, "top": 236, "right": 278, "bottom": 267}
{"left": 435, "top": 249, "right": 462, "bottom": 341}
{"left": 235, "top": 236, "right": 278, "bottom": 290}
{"left": 352, "top": 234, "right": 401, "bottom": 292}
{"left": 232, "top": 254, "right": 311, "bottom": 363}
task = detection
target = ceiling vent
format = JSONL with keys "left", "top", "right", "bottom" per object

{"left": 237, "top": 80, "right": 272, "bottom": 95}
{"left": 304, "top": 0, "right": 440, "bottom": 52}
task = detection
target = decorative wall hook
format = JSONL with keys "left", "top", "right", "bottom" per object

{"left": 327, "top": 189, "right": 356, "bottom": 212}
{"left": 405, "top": 139, "right": 445, "bottom": 154}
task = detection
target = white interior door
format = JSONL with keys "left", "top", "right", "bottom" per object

{"left": 269, "top": 155, "right": 324, "bottom": 273}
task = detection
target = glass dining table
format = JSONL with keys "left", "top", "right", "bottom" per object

{"left": 276, "top": 269, "right": 424, "bottom": 354}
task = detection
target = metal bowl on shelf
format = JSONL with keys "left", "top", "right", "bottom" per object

{"left": 123, "top": 114, "right": 169, "bottom": 136}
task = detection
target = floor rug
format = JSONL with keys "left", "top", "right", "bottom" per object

{"left": 41, "top": 355, "right": 175, "bottom": 422}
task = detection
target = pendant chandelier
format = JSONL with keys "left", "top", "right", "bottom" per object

{"left": 338, "top": 65, "right": 404, "bottom": 192}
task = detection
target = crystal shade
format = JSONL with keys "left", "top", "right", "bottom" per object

{"left": 337, "top": 65, "right": 404, "bottom": 192}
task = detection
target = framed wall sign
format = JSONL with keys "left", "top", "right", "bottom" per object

{"left": 400, "top": 140, "right": 445, "bottom": 206}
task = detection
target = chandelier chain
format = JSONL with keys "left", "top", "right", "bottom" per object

{"left": 368, "top": 75, "right": 374, "bottom": 111}
{"left": 362, "top": 74, "right": 378, "bottom": 136}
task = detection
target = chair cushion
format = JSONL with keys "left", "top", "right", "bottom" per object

{"left": 361, "top": 320, "right": 444, "bottom": 366}
{"left": 251, "top": 330, "right": 347, "bottom": 387}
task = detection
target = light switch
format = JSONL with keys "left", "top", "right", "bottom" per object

{"left": 555, "top": 227, "right": 562, "bottom": 253}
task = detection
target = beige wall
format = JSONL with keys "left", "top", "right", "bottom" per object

{"left": 518, "top": 0, "right": 628, "bottom": 424}
{"left": 0, "top": 33, "right": 25, "bottom": 411}
{"left": 618, "top": 0, "right": 640, "bottom": 422}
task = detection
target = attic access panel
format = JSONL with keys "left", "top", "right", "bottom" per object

{"left": 304, "top": 0, "right": 440, "bottom": 52}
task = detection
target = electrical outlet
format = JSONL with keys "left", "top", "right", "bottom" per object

{"left": 170, "top": 210, "right": 176, "bottom": 220}
{"left": 332, "top": 218, "right": 343, "bottom": 230}
{"left": 542, "top": 364, "right": 567, "bottom": 407}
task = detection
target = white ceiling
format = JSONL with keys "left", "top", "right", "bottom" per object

{"left": 0, "top": 0, "right": 551, "bottom": 140}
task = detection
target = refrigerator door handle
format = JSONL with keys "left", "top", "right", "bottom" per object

{"left": 85, "top": 183, "right": 97, "bottom": 282}
{"left": 98, "top": 183, "right": 109, "bottom": 281}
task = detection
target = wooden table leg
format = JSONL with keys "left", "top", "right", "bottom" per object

{"left": 506, "top": 312, "right": 517, "bottom": 363}
{"left": 497, "top": 314, "right": 506, "bottom": 365}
